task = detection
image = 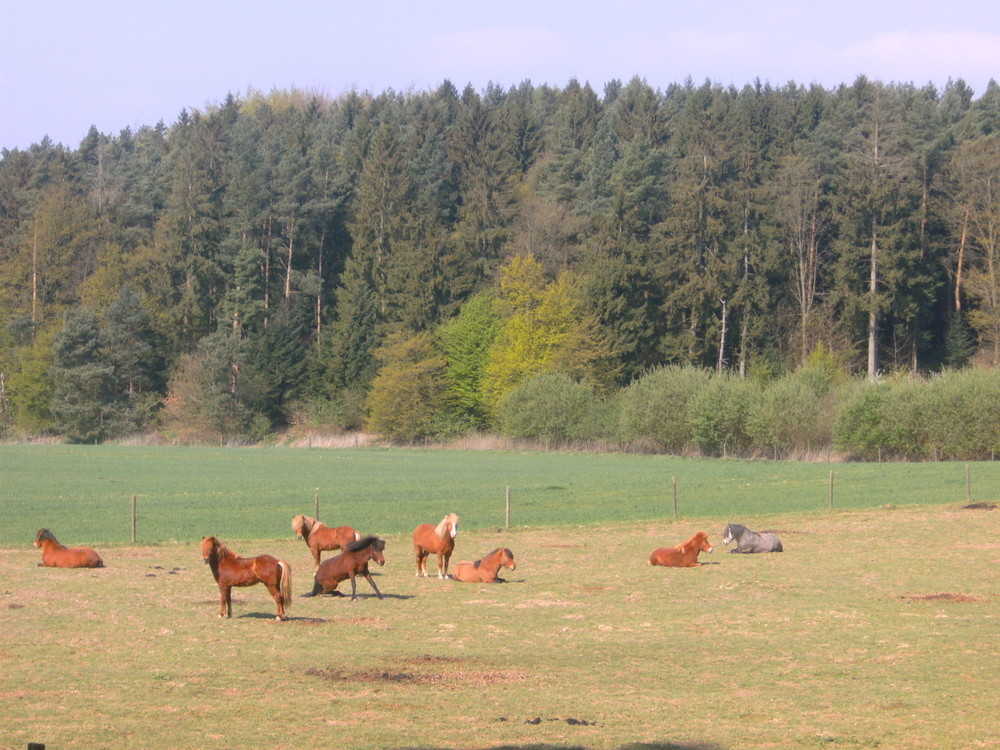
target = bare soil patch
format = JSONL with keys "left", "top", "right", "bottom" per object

{"left": 899, "top": 592, "right": 984, "bottom": 603}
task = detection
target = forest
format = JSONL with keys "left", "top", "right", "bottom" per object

{"left": 2, "top": 75, "right": 1000, "bottom": 458}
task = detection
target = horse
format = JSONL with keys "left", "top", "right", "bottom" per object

{"left": 451, "top": 547, "right": 516, "bottom": 583}
{"left": 413, "top": 512, "right": 459, "bottom": 578}
{"left": 200, "top": 536, "right": 292, "bottom": 621}
{"left": 33, "top": 529, "right": 104, "bottom": 568}
{"left": 648, "top": 531, "right": 714, "bottom": 567}
{"left": 722, "top": 523, "right": 783, "bottom": 553}
{"left": 305, "top": 536, "right": 386, "bottom": 600}
{"left": 291, "top": 514, "right": 362, "bottom": 569}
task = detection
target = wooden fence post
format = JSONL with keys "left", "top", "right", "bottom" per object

{"left": 672, "top": 476, "right": 678, "bottom": 520}
{"left": 828, "top": 471, "right": 834, "bottom": 510}
{"left": 131, "top": 494, "right": 137, "bottom": 543}
{"left": 505, "top": 486, "right": 511, "bottom": 528}
{"left": 314, "top": 490, "right": 320, "bottom": 521}
{"left": 965, "top": 464, "right": 972, "bottom": 503}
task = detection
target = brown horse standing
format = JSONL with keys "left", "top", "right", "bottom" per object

{"left": 33, "top": 529, "right": 104, "bottom": 568}
{"left": 305, "top": 536, "right": 386, "bottom": 600}
{"left": 648, "top": 531, "right": 714, "bottom": 567}
{"left": 451, "top": 547, "right": 516, "bottom": 583}
{"left": 200, "top": 536, "right": 292, "bottom": 621}
{"left": 413, "top": 513, "right": 459, "bottom": 578}
{"left": 291, "top": 514, "right": 362, "bottom": 569}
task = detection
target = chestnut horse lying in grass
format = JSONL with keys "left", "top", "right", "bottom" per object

{"left": 413, "top": 512, "right": 458, "bottom": 578}
{"left": 292, "top": 514, "right": 362, "bottom": 569}
{"left": 451, "top": 547, "right": 516, "bottom": 583}
{"left": 304, "top": 536, "right": 386, "bottom": 600}
{"left": 200, "top": 536, "right": 292, "bottom": 621}
{"left": 33, "top": 529, "right": 104, "bottom": 568}
{"left": 648, "top": 531, "right": 714, "bottom": 567}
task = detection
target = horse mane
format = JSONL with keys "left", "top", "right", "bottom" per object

{"left": 36, "top": 528, "right": 57, "bottom": 544}
{"left": 200, "top": 535, "right": 231, "bottom": 560}
{"left": 347, "top": 535, "right": 385, "bottom": 552}
{"left": 292, "top": 514, "right": 320, "bottom": 540}
{"left": 434, "top": 513, "right": 458, "bottom": 538}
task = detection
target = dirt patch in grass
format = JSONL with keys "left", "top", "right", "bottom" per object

{"left": 306, "top": 654, "right": 528, "bottom": 687}
{"left": 900, "top": 592, "right": 984, "bottom": 603}
{"left": 961, "top": 502, "right": 997, "bottom": 510}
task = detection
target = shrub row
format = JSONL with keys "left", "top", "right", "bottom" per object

{"left": 497, "top": 364, "right": 1000, "bottom": 461}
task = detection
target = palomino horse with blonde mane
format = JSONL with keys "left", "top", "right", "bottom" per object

{"left": 305, "top": 536, "right": 386, "bottom": 601}
{"left": 33, "top": 529, "right": 104, "bottom": 568}
{"left": 291, "top": 514, "right": 362, "bottom": 569}
{"left": 200, "top": 536, "right": 292, "bottom": 621}
{"left": 413, "top": 512, "right": 459, "bottom": 578}
{"left": 648, "top": 531, "right": 714, "bottom": 567}
{"left": 451, "top": 547, "right": 516, "bottom": 583}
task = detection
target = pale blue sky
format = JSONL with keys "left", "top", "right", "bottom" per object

{"left": 2, "top": 0, "right": 999, "bottom": 151}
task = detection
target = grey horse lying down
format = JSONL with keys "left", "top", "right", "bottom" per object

{"left": 722, "top": 523, "right": 783, "bottom": 553}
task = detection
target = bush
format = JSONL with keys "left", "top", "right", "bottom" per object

{"left": 498, "top": 372, "right": 595, "bottom": 444}
{"left": 617, "top": 365, "right": 711, "bottom": 452}
{"left": 747, "top": 374, "right": 827, "bottom": 457}
{"left": 689, "top": 375, "right": 754, "bottom": 457}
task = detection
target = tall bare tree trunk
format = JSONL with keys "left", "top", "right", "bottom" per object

{"left": 867, "top": 226, "right": 879, "bottom": 379}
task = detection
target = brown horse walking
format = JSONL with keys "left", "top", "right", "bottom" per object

{"left": 648, "top": 531, "right": 714, "bottom": 567}
{"left": 305, "top": 536, "right": 386, "bottom": 600}
{"left": 292, "top": 514, "right": 362, "bottom": 569}
{"left": 451, "top": 547, "right": 516, "bottom": 583}
{"left": 33, "top": 529, "right": 104, "bottom": 568}
{"left": 200, "top": 536, "right": 292, "bottom": 621}
{"left": 413, "top": 513, "right": 459, "bottom": 578}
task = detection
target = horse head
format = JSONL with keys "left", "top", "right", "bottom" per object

{"left": 436, "top": 513, "right": 459, "bottom": 540}
{"left": 200, "top": 536, "right": 222, "bottom": 563}
{"left": 349, "top": 536, "right": 386, "bottom": 566}
{"left": 500, "top": 548, "right": 516, "bottom": 570}
{"left": 681, "top": 531, "right": 713, "bottom": 555}
{"left": 33, "top": 528, "right": 52, "bottom": 547}
{"left": 291, "top": 514, "right": 315, "bottom": 540}
{"left": 722, "top": 524, "right": 741, "bottom": 545}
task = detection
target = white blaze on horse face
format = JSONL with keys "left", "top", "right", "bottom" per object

{"left": 450, "top": 522, "right": 458, "bottom": 538}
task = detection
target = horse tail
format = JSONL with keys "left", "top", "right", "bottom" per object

{"left": 278, "top": 560, "right": 292, "bottom": 609}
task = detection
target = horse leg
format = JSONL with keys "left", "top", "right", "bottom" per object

{"left": 415, "top": 550, "right": 426, "bottom": 577}
{"left": 349, "top": 574, "right": 358, "bottom": 601}
{"left": 220, "top": 584, "right": 232, "bottom": 618}
{"left": 311, "top": 544, "right": 321, "bottom": 570}
{"left": 270, "top": 584, "right": 286, "bottom": 621}
{"left": 439, "top": 551, "right": 452, "bottom": 579}
{"left": 365, "top": 572, "right": 383, "bottom": 599}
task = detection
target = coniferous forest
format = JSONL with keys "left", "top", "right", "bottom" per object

{"left": 4, "top": 75, "right": 1000, "bottom": 458}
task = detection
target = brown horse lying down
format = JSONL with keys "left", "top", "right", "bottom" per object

{"left": 291, "top": 514, "right": 362, "bottom": 569}
{"left": 200, "top": 536, "right": 292, "bottom": 621}
{"left": 413, "top": 512, "right": 458, "bottom": 578}
{"left": 306, "top": 536, "right": 386, "bottom": 601}
{"left": 451, "top": 547, "right": 516, "bottom": 583}
{"left": 33, "top": 529, "right": 104, "bottom": 568}
{"left": 648, "top": 531, "right": 713, "bottom": 567}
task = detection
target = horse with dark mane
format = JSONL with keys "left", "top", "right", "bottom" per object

{"left": 722, "top": 523, "right": 783, "bottom": 553}
{"left": 413, "top": 512, "right": 458, "bottom": 578}
{"left": 648, "top": 531, "right": 714, "bottom": 567}
{"left": 305, "top": 536, "right": 386, "bottom": 600}
{"left": 200, "top": 536, "right": 292, "bottom": 621}
{"left": 291, "top": 514, "right": 362, "bottom": 569}
{"left": 451, "top": 547, "right": 516, "bottom": 583}
{"left": 33, "top": 529, "right": 104, "bottom": 568}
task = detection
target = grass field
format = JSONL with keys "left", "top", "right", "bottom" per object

{"left": 4, "top": 445, "right": 1000, "bottom": 546}
{"left": 2, "top": 447, "right": 1000, "bottom": 749}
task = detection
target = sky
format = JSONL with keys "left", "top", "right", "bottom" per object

{"left": 2, "top": 0, "right": 999, "bottom": 151}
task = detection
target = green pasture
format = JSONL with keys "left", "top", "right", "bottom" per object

{"left": 2, "top": 502, "right": 998, "bottom": 750}
{"left": 3, "top": 445, "right": 999, "bottom": 547}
